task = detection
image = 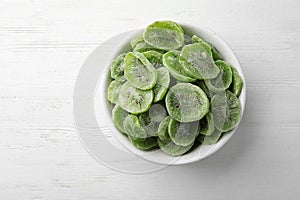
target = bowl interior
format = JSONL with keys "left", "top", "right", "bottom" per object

{"left": 94, "top": 23, "right": 246, "bottom": 165}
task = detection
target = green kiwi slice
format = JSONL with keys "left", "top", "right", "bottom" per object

{"left": 133, "top": 41, "right": 165, "bottom": 53}
{"left": 191, "top": 35, "right": 223, "bottom": 61}
{"left": 199, "top": 113, "right": 215, "bottom": 136}
{"left": 165, "top": 83, "right": 209, "bottom": 122}
{"left": 158, "top": 137, "right": 194, "bottom": 156}
{"left": 191, "top": 35, "right": 213, "bottom": 57}
{"left": 199, "top": 129, "right": 223, "bottom": 145}
{"left": 143, "top": 21, "right": 185, "bottom": 50}
{"left": 118, "top": 82, "right": 153, "bottom": 114}
{"left": 168, "top": 118, "right": 199, "bottom": 146}
{"left": 206, "top": 60, "right": 233, "bottom": 92}
{"left": 153, "top": 67, "right": 170, "bottom": 102}
{"left": 157, "top": 116, "right": 171, "bottom": 141}
{"left": 162, "top": 50, "right": 196, "bottom": 82}
{"left": 198, "top": 80, "right": 215, "bottom": 99}
{"left": 124, "top": 52, "right": 157, "bottom": 90}
{"left": 130, "top": 32, "right": 144, "bottom": 49}
{"left": 112, "top": 105, "right": 129, "bottom": 134}
{"left": 128, "top": 136, "right": 158, "bottom": 150}
{"left": 230, "top": 66, "right": 243, "bottom": 97}
{"left": 107, "top": 80, "right": 123, "bottom": 104}
{"left": 211, "top": 90, "right": 241, "bottom": 132}
{"left": 143, "top": 50, "right": 164, "bottom": 69}
{"left": 110, "top": 53, "right": 126, "bottom": 80}
{"left": 179, "top": 43, "right": 220, "bottom": 79}
{"left": 148, "top": 103, "right": 167, "bottom": 122}
{"left": 123, "top": 115, "right": 147, "bottom": 139}
{"left": 139, "top": 104, "right": 167, "bottom": 137}
{"left": 211, "top": 48, "right": 223, "bottom": 61}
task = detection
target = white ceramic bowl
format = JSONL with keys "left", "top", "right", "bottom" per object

{"left": 94, "top": 23, "right": 246, "bottom": 165}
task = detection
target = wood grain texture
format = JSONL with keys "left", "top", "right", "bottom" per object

{"left": 1, "top": 0, "right": 300, "bottom": 199}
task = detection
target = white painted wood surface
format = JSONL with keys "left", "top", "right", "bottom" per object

{"left": 1, "top": 0, "right": 300, "bottom": 199}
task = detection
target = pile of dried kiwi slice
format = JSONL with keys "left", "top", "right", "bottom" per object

{"left": 107, "top": 21, "right": 243, "bottom": 156}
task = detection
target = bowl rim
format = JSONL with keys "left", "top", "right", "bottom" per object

{"left": 94, "top": 22, "right": 246, "bottom": 165}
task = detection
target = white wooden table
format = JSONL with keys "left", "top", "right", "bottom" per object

{"left": 1, "top": 0, "right": 300, "bottom": 199}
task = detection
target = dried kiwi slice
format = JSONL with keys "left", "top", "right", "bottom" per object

{"left": 205, "top": 60, "right": 233, "bottom": 92}
{"left": 199, "top": 129, "right": 222, "bottom": 145}
{"left": 139, "top": 104, "right": 167, "bottom": 137}
{"left": 139, "top": 116, "right": 159, "bottom": 137}
{"left": 162, "top": 50, "right": 196, "bottom": 82}
{"left": 211, "top": 90, "right": 241, "bottom": 132}
{"left": 158, "top": 116, "right": 171, "bottom": 141}
{"left": 124, "top": 52, "right": 157, "bottom": 90}
{"left": 179, "top": 43, "right": 220, "bottom": 79}
{"left": 130, "top": 32, "right": 144, "bottom": 49}
{"left": 165, "top": 83, "right": 209, "bottom": 122}
{"left": 158, "top": 117, "right": 194, "bottom": 156}
{"left": 191, "top": 35, "right": 223, "bottom": 61}
{"left": 128, "top": 136, "right": 158, "bottom": 150}
{"left": 133, "top": 41, "right": 165, "bottom": 53}
{"left": 211, "top": 48, "right": 223, "bottom": 61}
{"left": 168, "top": 118, "right": 199, "bottom": 146}
{"left": 144, "top": 21, "right": 185, "bottom": 50}
{"left": 158, "top": 136, "right": 194, "bottom": 156}
{"left": 107, "top": 80, "right": 123, "bottom": 104}
{"left": 118, "top": 82, "right": 153, "bottom": 114}
{"left": 230, "top": 66, "right": 243, "bottom": 97}
{"left": 199, "top": 113, "right": 215, "bottom": 136}
{"left": 123, "top": 115, "right": 147, "bottom": 139}
{"left": 198, "top": 80, "right": 215, "bottom": 99}
{"left": 112, "top": 105, "right": 129, "bottom": 133}
{"left": 110, "top": 53, "right": 126, "bottom": 80}
{"left": 153, "top": 67, "right": 170, "bottom": 102}
{"left": 143, "top": 50, "right": 164, "bottom": 69}
{"left": 191, "top": 35, "right": 213, "bottom": 57}
{"left": 148, "top": 103, "right": 167, "bottom": 122}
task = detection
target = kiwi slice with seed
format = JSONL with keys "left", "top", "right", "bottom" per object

{"left": 163, "top": 50, "right": 197, "bottom": 82}
{"left": 157, "top": 116, "right": 171, "bottom": 141}
{"left": 107, "top": 80, "right": 123, "bottom": 104}
{"left": 230, "top": 66, "right": 243, "bottom": 97}
{"left": 110, "top": 53, "right": 126, "bottom": 80}
{"left": 133, "top": 41, "right": 165, "bottom": 53}
{"left": 128, "top": 136, "right": 158, "bottom": 150}
{"left": 112, "top": 105, "right": 129, "bottom": 134}
{"left": 179, "top": 43, "right": 220, "bottom": 80}
{"left": 211, "top": 90, "right": 241, "bottom": 132}
{"left": 130, "top": 32, "right": 144, "bottom": 49}
{"left": 205, "top": 60, "right": 233, "bottom": 92}
{"left": 139, "top": 104, "right": 167, "bottom": 137}
{"left": 144, "top": 21, "right": 185, "bottom": 50}
{"left": 123, "top": 115, "right": 147, "bottom": 139}
{"left": 191, "top": 35, "right": 213, "bottom": 57}
{"left": 118, "top": 82, "right": 153, "bottom": 114}
{"left": 168, "top": 118, "right": 199, "bottom": 146}
{"left": 165, "top": 83, "right": 209, "bottom": 122}
{"left": 192, "top": 35, "right": 223, "bottom": 61}
{"left": 199, "top": 113, "right": 215, "bottom": 136}
{"left": 198, "top": 80, "right": 215, "bottom": 100}
{"left": 199, "top": 129, "right": 223, "bottom": 145}
{"left": 153, "top": 67, "right": 170, "bottom": 102}
{"left": 143, "top": 50, "right": 164, "bottom": 69}
{"left": 124, "top": 52, "right": 157, "bottom": 90}
{"left": 158, "top": 136, "right": 194, "bottom": 156}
